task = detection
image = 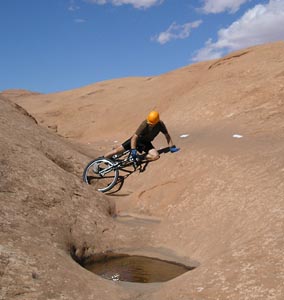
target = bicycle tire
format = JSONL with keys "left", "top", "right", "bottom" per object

{"left": 82, "top": 157, "right": 119, "bottom": 192}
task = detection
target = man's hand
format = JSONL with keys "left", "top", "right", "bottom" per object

{"left": 131, "top": 149, "right": 137, "bottom": 159}
{"left": 170, "top": 146, "right": 180, "bottom": 153}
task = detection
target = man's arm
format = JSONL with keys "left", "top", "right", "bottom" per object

{"left": 164, "top": 133, "right": 174, "bottom": 147}
{"left": 164, "top": 132, "right": 180, "bottom": 153}
{"left": 131, "top": 134, "right": 138, "bottom": 149}
{"left": 160, "top": 121, "right": 174, "bottom": 147}
{"left": 130, "top": 134, "right": 139, "bottom": 158}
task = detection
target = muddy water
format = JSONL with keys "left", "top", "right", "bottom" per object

{"left": 85, "top": 254, "right": 194, "bottom": 283}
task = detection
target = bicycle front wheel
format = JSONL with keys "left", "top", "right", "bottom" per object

{"left": 82, "top": 158, "right": 119, "bottom": 192}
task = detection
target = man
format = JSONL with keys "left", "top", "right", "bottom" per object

{"left": 104, "top": 111, "right": 179, "bottom": 162}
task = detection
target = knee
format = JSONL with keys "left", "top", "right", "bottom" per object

{"left": 146, "top": 149, "right": 160, "bottom": 161}
{"left": 152, "top": 153, "right": 160, "bottom": 160}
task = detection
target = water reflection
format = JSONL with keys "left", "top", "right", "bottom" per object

{"left": 85, "top": 254, "right": 195, "bottom": 283}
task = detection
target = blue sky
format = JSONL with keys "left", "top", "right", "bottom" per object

{"left": 1, "top": 0, "right": 284, "bottom": 93}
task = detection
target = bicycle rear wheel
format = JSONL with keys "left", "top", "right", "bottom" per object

{"left": 82, "top": 158, "right": 119, "bottom": 192}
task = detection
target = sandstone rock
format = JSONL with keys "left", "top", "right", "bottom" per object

{"left": 1, "top": 41, "right": 284, "bottom": 300}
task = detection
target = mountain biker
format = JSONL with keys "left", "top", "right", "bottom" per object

{"left": 103, "top": 111, "right": 179, "bottom": 162}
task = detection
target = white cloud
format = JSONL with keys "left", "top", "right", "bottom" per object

{"left": 84, "top": 0, "right": 163, "bottom": 9}
{"left": 153, "top": 20, "right": 203, "bottom": 44}
{"left": 201, "top": 0, "right": 250, "bottom": 14}
{"left": 192, "top": 0, "right": 284, "bottom": 62}
{"left": 74, "top": 18, "right": 86, "bottom": 23}
{"left": 68, "top": 0, "right": 80, "bottom": 11}
{"left": 85, "top": 0, "right": 107, "bottom": 3}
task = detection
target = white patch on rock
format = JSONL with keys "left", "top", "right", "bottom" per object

{"left": 232, "top": 134, "right": 243, "bottom": 139}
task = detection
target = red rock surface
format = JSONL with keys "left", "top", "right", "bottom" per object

{"left": 1, "top": 41, "right": 284, "bottom": 300}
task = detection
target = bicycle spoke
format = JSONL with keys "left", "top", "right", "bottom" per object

{"left": 83, "top": 150, "right": 139, "bottom": 193}
{"left": 83, "top": 158, "right": 119, "bottom": 192}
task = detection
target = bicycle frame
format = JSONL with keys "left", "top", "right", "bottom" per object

{"left": 83, "top": 149, "right": 143, "bottom": 193}
{"left": 97, "top": 150, "right": 136, "bottom": 176}
{"left": 112, "top": 150, "right": 138, "bottom": 169}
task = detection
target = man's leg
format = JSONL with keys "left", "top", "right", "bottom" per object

{"left": 145, "top": 148, "right": 160, "bottom": 161}
{"left": 141, "top": 141, "right": 160, "bottom": 161}
{"left": 93, "top": 145, "right": 125, "bottom": 174}
{"left": 103, "top": 138, "right": 131, "bottom": 158}
{"left": 104, "top": 145, "right": 125, "bottom": 159}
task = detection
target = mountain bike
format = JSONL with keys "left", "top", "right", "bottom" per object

{"left": 82, "top": 150, "right": 143, "bottom": 193}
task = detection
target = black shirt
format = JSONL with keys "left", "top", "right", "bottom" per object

{"left": 135, "top": 120, "right": 168, "bottom": 142}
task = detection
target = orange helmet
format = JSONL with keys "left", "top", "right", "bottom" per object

{"left": 147, "top": 111, "right": 160, "bottom": 125}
